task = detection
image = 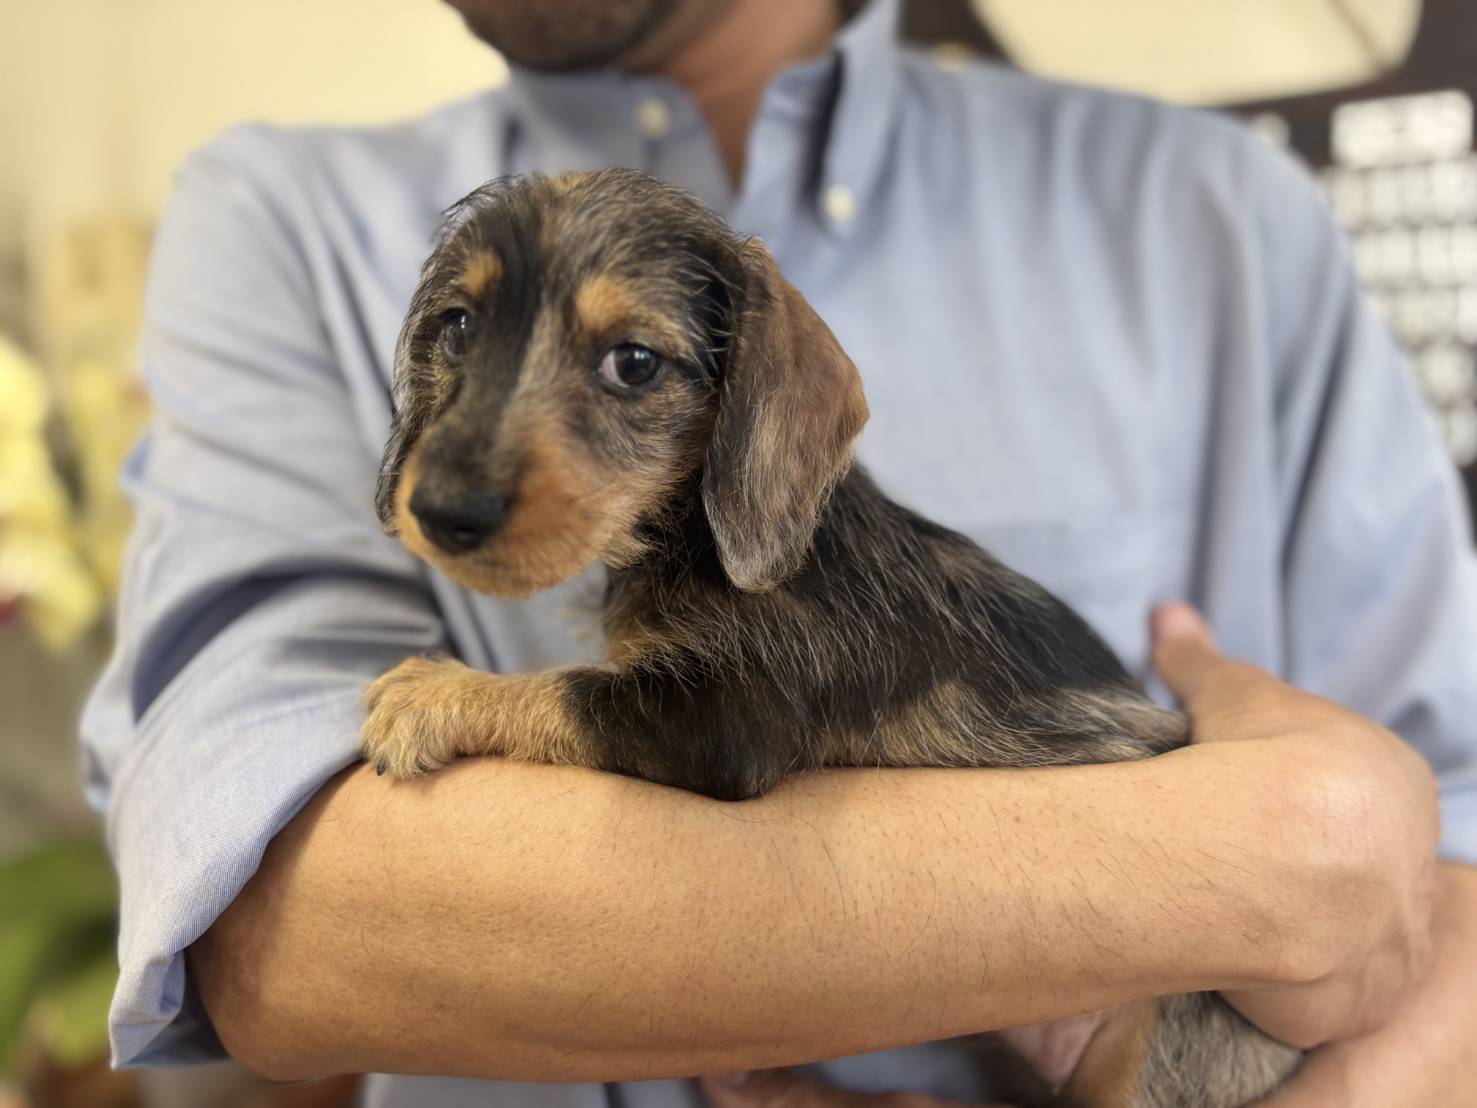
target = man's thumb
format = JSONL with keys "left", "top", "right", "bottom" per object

{"left": 1150, "top": 602, "right": 1222, "bottom": 708}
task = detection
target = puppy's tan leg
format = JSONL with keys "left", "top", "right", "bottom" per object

{"left": 1060, "top": 1001, "right": 1156, "bottom": 1108}
{"left": 360, "top": 654, "right": 606, "bottom": 777}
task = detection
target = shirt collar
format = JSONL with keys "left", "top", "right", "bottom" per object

{"left": 501, "top": 0, "right": 902, "bottom": 236}
{"left": 811, "top": 0, "right": 902, "bottom": 235}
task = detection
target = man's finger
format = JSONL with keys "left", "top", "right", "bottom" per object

{"left": 699, "top": 1070, "right": 1003, "bottom": 1108}
{"left": 1150, "top": 602, "right": 1225, "bottom": 708}
{"left": 1151, "top": 603, "right": 1296, "bottom": 731}
{"left": 1247, "top": 1046, "right": 1350, "bottom": 1107}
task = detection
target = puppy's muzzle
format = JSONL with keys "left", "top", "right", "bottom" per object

{"left": 410, "top": 485, "right": 509, "bottom": 554}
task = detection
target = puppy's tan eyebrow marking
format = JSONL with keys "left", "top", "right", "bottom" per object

{"left": 457, "top": 250, "right": 501, "bottom": 298}
{"left": 573, "top": 272, "right": 690, "bottom": 354}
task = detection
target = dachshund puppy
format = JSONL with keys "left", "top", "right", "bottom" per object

{"left": 362, "top": 169, "right": 1301, "bottom": 1107}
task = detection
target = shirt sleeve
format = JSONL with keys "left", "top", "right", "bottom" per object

{"left": 79, "top": 126, "right": 445, "bottom": 1066}
{"left": 1251, "top": 139, "right": 1477, "bottom": 867}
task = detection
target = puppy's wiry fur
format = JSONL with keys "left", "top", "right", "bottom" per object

{"left": 364, "top": 169, "right": 1301, "bottom": 1107}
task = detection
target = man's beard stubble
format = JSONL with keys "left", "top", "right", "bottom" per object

{"left": 446, "top": 0, "right": 683, "bottom": 71}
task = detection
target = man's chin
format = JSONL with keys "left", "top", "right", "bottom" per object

{"left": 447, "top": 0, "right": 683, "bottom": 74}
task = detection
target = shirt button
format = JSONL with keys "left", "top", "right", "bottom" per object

{"left": 823, "top": 183, "right": 857, "bottom": 224}
{"left": 635, "top": 97, "right": 672, "bottom": 139}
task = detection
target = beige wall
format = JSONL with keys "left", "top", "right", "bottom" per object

{"left": 3, "top": 0, "right": 507, "bottom": 362}
{"left": 3, "top": 0, "right": 506, "bottom": 248}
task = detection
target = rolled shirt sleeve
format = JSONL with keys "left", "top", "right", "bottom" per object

{"left": 80, "top": 128, "right": 444, "bottom": 1065}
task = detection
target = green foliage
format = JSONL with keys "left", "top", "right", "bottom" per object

{"left": 0, "top": 836, "right": 119, "bottom": 1075}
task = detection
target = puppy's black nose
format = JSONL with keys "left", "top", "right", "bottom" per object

{"left": 410, "top": 488, "right": 508, "bottom": 554}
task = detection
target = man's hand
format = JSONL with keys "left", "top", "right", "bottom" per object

{"left": 1253, "top": 862, "right": 1477, "bottom": 1108}
{"left": 1149, "top": 603, "right": 1440, "bottom": 1049}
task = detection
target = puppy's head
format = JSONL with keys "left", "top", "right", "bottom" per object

{"left": 378, "top": 169, "right": 868, "bottom": 597}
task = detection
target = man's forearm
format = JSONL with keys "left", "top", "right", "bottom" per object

{"left": 193, "top": 743, "right": 1347, "bottom": 1083}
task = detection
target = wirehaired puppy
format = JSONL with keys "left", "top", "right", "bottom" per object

{"left": 362, "top": 169, "right": 1301, "bottom": 1107}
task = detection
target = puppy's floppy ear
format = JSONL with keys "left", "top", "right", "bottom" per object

{"left": 702, "top": 239, "right": 869, "bottom": 591}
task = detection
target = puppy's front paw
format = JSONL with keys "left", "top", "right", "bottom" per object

{"left": 360, "top": 654, "right": 475, "bottom": 778}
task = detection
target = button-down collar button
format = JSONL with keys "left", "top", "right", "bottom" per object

{"left": 823, "top": 183, "right": 857, "bottom": 224}
{"left": 635, "top": 96, "right": 672, "bottom": 139}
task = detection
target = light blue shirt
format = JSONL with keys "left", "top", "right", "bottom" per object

{"left": 82, "top": 0, "right": 1477, "bottom": 1102}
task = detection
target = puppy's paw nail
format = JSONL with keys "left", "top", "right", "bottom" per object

{"left": 376, "top": 760, "right": 388, "bottom": 776}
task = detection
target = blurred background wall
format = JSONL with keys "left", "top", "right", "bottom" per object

{"left": 0, "top": 1, "right": 1472, "bottom": 1106}
{"left": 1, "top": 0, "right": 508, "bottom": 359}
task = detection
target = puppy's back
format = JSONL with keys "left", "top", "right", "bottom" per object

{"left": 782, "top": 466, "right": 1188, "bottom": 773}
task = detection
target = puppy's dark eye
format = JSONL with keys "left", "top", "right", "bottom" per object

{"left": 596, "top": 344, "right": 663, "bottom": 390}
{"left": 439, "top": 309, "right": 472, "bottom": 362}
